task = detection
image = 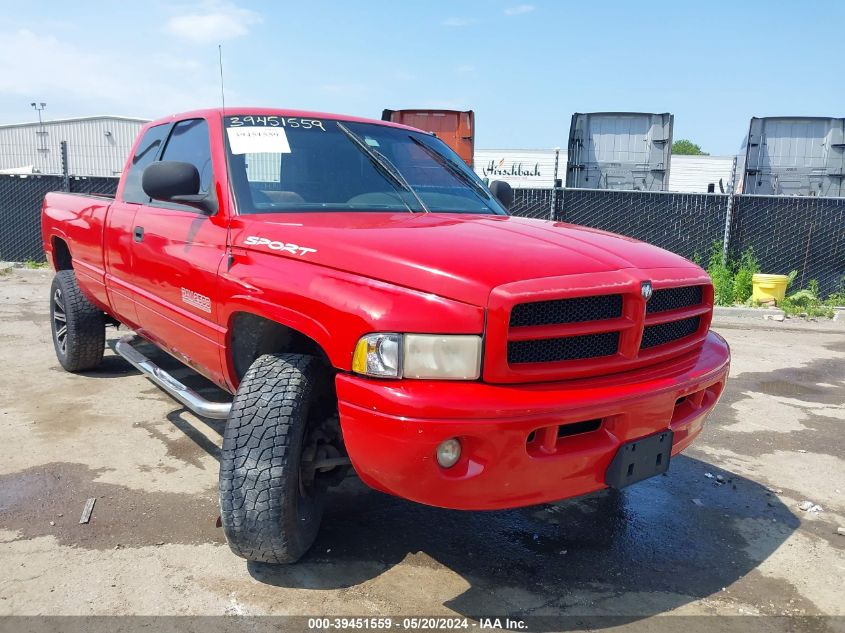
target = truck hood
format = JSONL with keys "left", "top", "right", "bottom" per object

{"left": 231, "top": 212, "right": 702, "bottom": 306}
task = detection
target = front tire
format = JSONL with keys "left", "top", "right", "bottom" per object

{"left": 50, "top": 270, "right": 105, "bottom": 372}
{"left": 219, "top": 353, "right": 328, "bottom": 564}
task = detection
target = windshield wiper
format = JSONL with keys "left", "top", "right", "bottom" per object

{"left": 408, "top": 136, "right": 492, "bottom": 202}
{"left": 336, "top": 122, "right": 429, "bottom": 213}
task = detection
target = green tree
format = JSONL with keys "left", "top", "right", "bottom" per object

{"left": 672, "top": 139, "right": 709, "bottom": 155}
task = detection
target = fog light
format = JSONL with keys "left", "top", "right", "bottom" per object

{"left": 436, "top": 438, "right": 461, "bottom": 468}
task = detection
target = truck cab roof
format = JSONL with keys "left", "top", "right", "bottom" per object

{"left": 143, "top": 107, "right": 424, "bottom": 134}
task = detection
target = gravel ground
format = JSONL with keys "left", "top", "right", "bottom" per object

{"left": 0, "top": 268, "right": 843, "bottom": 631}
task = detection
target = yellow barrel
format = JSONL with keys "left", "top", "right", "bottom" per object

{"left": 752, "top": 274, "right": 790, "bottom": 303}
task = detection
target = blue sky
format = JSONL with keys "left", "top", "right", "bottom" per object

{"left": 0, "top": 1, "right": 841, "bottom": 155}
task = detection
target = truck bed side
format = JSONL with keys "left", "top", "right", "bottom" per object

{"left": 42, "top": 191, "right": 113, "bottom": 311}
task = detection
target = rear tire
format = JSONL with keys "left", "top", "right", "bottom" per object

{"left": 50, "top": 270, "right": 105, "bottom": 372}
{"left": 219, "top": 353, "right": 327, "bottom": 564}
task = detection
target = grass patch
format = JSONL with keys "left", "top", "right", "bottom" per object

{"left": 780, "top": 279, "right": 844, "bottom": 319}
{"left": 22, "top": 259, "right": 49, "bottom": 270}
{"left": 706, "top": 242, "right": 758, "bottom": 306}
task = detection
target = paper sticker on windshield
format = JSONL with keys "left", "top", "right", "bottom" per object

{"left": 226, "top": 116, "right": 326, "bottom": 131}
{"left": 227, "top": 127, "right": 291, "bottom": 155}
{"left": 364, "top": 137, "right": 380, "bottom": 147}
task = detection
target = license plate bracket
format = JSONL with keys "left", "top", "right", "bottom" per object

{"left": 605, "top": 429, "right": 673, "bottom": 489}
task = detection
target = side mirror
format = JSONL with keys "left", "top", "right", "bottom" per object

{"left": 142, "top": 161, "right": 216, "bottom": 214}
{"left": 489, "top": 180, "right": 513, "bottom": 211}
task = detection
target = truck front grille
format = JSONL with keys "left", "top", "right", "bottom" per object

{"left": 641, "top": 316, "right": 701, "bottom": 349}
{"left": 510, "top": 294, "right": 623, "bottom": 327}
{"left": 508, "top": 332, "right": 619, "bottom": 364}
{"left": 490, "top": 281, "right": 712, "bottom": 381}
{"left": 646, "top": 285, "right": 704, "bottom": 314}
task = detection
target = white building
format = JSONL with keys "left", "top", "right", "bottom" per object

{"left": 0, "top": 115, "right": 148, "bottom": 177}
{"left": 473, "top": 149, "right": 737, "bottom": 193}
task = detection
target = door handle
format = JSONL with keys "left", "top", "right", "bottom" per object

{"left": 133, "top": 226, "right": 144, "bottom": 243}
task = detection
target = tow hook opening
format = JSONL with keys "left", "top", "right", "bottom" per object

{"left": 526, "top": 418, "right": 603, "bottom": 456}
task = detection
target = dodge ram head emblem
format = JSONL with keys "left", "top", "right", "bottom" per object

{"left": 641, "top": 281, "right": 653, "bottom": 301}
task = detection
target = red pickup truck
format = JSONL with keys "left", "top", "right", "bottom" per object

{"left": 41, "top": 108, "right": 730, "bottom": 564}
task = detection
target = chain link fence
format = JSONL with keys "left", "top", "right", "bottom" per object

{"left": 730, "top": 195, "right": 845, "bottom": 296}
{"left": 0, "top": 175, "right": 118, "bottom": 262}
{"left": 0, "top": 175, "right": 60, "bottom": 262}
{"left": 1, "top": 174, "right": 843, "bottom": 297}
{"left": 509, "top": 187, "right": 844, "bottom": 296}
{"left": 510, "top": 188, "right": 556, "bottom": 220}
{"left": 557, "top": 189, "right": 728, "bottom": 263}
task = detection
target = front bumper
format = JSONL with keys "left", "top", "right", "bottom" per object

{"left": 336, "top": 331, "right": 730, "bottom": 510}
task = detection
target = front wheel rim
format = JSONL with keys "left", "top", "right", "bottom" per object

{"left": 53, "top": 288, "right": 67, "bottom": 355}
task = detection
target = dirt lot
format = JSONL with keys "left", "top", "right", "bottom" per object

{"left": 1, "top": 268, "right": 843, "bottom": 629}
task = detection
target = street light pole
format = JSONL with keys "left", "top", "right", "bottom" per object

{"left": 30, "top": 102, "right": 47, "bottom": 151}
{"left": 30, "top": 102, "right": 46, "bottom": 126}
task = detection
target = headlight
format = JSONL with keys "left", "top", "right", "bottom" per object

{"left": 352, "top": 333, "right": 482, "bottom": 380}
{"left": 403, "top": 334, "right": 482, "bottom": 379}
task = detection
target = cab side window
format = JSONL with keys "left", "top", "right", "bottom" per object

{"left": 121, "top": 124, "right": 169, "bottom": 204}
{"left": 160, "top": 119, "right": 213, "bottom": 195}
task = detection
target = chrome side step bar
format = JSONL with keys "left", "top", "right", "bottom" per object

{"left": 115, "top": 334, "right": 232, "bottom": 420}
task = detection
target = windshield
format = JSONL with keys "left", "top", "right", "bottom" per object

{"left": 224, "top": 115, "right": 506, "bottom": 215}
